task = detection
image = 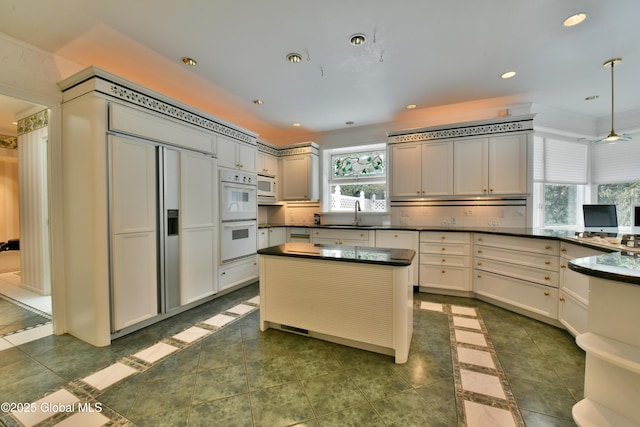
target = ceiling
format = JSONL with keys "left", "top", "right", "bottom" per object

{"left": 1, "top": 0, "right": 639, "bottom": 144}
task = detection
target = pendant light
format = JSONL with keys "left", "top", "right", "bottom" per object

{"left": 596, "top": 58, "right": 631, "bottom": 143}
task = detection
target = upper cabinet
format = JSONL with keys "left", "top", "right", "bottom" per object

{"left": 390, "top": 141, "right": 453, "bottom": 198}
{"left": 388, "top": 115, "right": 533, "bottom": 199}
{"left": 279, "top": 142, "right": 319, "bottom": 201}
{"left": 453, "top": 134, "right": 528, "bottom": 196}
{"left": 257, "top": 151, "right": 279, "bottom": 177}
{"left": 217, "top": 135, "right": 257, "bottom": 172}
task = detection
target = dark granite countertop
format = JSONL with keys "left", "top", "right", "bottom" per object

{"left": 257, "top": 242, "right": 415, "bottom": 266}
{"left": 569, "top": 252, "right": 640, "bottom": 286}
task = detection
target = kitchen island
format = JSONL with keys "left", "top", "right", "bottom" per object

{"left": 569, "top": 252, "right": 640, "bottom": 427}
{"left": 257, "top": 242, "right": 415, "bottom": 363}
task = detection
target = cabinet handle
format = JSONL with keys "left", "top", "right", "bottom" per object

{"left": 417, "top": 191, "right": 421, "bottom": 194}
{"left": 561, "top": 264, "right": 566, "bottom": 269}
{"left": 442, "top": 259, "right": 446, "bottom": 262}
{"left": 559, "top": 296, "right": 565, "bottom": 302}
{"left": 544, "top": 276, "right": 550, "bottom": 280}
{"left": 489, "top": 188, "right": 493, "bottom": 192}
{"left": 360, "top": 234, "right": 364, "bottom": 237}
{"left": 221, "top": 272, "right": 226, "bottom": 276}
{"left": 315, "top": 231, "right": 319, "bottom": 235}
{"left": 441, "top": 247, "right": 446, "bottom": 251}
{"left": 545, "top": 245, "right": 551, "bottom": 250}
{"left": 545, "top": 260, "right": 551, "bottom": 265}
{"left": 477, "top": 249, "right": 482, "bottom": 254}
{"left": 477, "top": 237, "right": 483, "bottom": 242}
{"left": 561, "top": 248, "right": 567, "bottom": 252}
{"left": 544, "top": 291, "right": 550, "bottom": 296}
{"left": 441, "top": 270, "right": 446, "bottom": 273}
{"left": 477, "top": 262, "right": 482, "bottom": 266}
{"left": 441, "top": 236, "right": 446, "bottom": 239}
{"left": 477, "top": 274, "right": 482, "bottom": 278}
{"left": 483, "top": 189, "right": 487, "bottom": 193}
{"left": 422, "top": 190, "right": 426, "bottom": 194}
{"left": 394, "top": 234, "right": 398, "bottom": 238}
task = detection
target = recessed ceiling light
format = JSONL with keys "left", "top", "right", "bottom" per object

{"left": 501, "top": 71, "right": 516, "bottom": 79}
{"left": 287, "top": 53, "right": 302, "bottom": 63}
{"left": 349, "top": 34, "right": 367, "bottom": 46}
{"left": 563, "top": 13, "right": 588, "bottom": 27}
{"left": 253, "top": 99, "right": 263, "bottom": 105}
{"left": 292, "top": 123, "right": 301, "bottom": 127}
{"left": 585, "top": 95, "right": 599, "bottom": 101}
{"left": 181, "top": 57, "right": 197, "bottom": 66}
{"left": 406, "top": 104, "right": 417, "bottom": 110}
{"left": 11, "top": 121, "right": 18, "bottom": 125}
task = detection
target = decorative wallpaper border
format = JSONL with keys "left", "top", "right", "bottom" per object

{"left": 106, "top": 83, "right": 255, "bottom": 144}
{"left": 17, "top": 109, "right": 48, "bottom": 136}
{"left": 0, "top": 134, "right": 18, "bottom": 150}
{"left": 388, "top": 118, "right": 534, "bottom": 144}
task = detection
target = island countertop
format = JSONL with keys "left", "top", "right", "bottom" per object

{"left": 257, "top": 242, "right": 416, "bottom": 266}
{"left": 569, "top": 251, "right": 640, "bottom": 286}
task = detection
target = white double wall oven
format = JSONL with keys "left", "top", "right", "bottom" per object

{"left": 219, "top": 169, "right": 258, "bottom": 263}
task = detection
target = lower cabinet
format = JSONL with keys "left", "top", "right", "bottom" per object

{"left": 419, "top": 232, "right": 472, "bottom": 294}
{"left": 219, "top": 255, "right": 259, "bottom": 292}
{"left": 473, "top": 233, "right": 560, "bottom": 322}
{"left": 375, "top": 230, "right": 419, "bottom": 286}
{"left": 311, "top": 228, "right": 375, "bottom": 246}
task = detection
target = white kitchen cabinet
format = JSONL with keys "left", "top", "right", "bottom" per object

{"left": 311, "top": 228, "right": 375, "bottom": 246}
{"left": 257, "top": 151, "right": 279, "bottom": 176}
{"left": 180, "top": 151, "right": 218, "bottom": 304}
{"left": 375, "top": 230, "right": 419, "bottom": 286}
{"left": 453, "top": 134, "right": 528, "bottom": 196}
{"left": 219, "top": 255, "right": 258, "bottom": 292}
{"left": 558, "top": 242, "right": 607, "bottom": 336}
{"left": 280, "top": 154, "right": 319, "bottom": 201}
{"left": 419, "top": 232, "right": 472, "bottom": 294}
{"left": 287, "top": 227, "right": 312, "bottom": 242}
{"left": 474, "top": 233, "right": 560, "bottom": 323}
{"left": 258, "top": 228, "right": 269, "bottom": 250}
{"left": 269, "top": 227, "right": 286, "bottom": 246}
{"left": 390, "top": 141, "right": 453, "bottom": 198}
{"left": 109, "top": 136, "right": 158, "bottom": 331}
{"left": 217, "top": 135, "right": 257, "bottom": 172}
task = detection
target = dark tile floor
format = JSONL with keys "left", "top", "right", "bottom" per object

{"left": 0, "top": 296, "right": 50, "bottom": 337}
{"left": 0, "top": 284, "right": 583, "bottom": 426}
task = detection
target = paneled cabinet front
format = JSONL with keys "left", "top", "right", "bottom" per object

{"left": 109, "top": 136, "right": 159, "bottom": 331}
{"left": 390, "top": 141, "right": 453, "bottom": 198}
{"left": 280, "top": 154, "right": 319, "bottom": 201}
{"left": 419, "top": 232, "right": 471, "bottom": 293}
{"left": 217, "top": 135, "right": 257, "bottom": 172}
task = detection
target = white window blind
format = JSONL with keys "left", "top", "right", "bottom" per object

{"left": 592, "top": 136, "right": 640, "bottom": 183}
{"left": 534, "top": 137, "right": 588, "bottom": 184}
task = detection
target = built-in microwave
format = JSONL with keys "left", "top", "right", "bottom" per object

{"left": 257, "top": 175, "right": 277, "bottom": 199}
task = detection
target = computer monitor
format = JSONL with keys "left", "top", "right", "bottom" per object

{"left": 583, "top": 204, "right": 619, "bottom": 234}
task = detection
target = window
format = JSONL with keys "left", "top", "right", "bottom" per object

{"left": 325, "top": 144, "right": 387, "bottom": 212}
{"left": 597, "top": 182, "right": 640, "bottom": 227}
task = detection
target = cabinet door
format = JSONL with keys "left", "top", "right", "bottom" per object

{"left": 237, "top": 141, "right": 257, "bottom": 172}
{"left": 109, "top": 136, "right": 158, "bottom": 330}
{"left": 390, "top": 144, "right": 422, "bottom": 197}
{"left": 454, "top": 138, "right": 488, "bottom": 195}
{"left": 180, "top": 152, "right": 217, "bottom": 303}
{"left": 488, "top": 134, "right": 527, "bottom": 194}
{"left": 269, "top": 227, "right": 287, "bottom": 246}
{"left": 216, "top": 136, "right": 238, "bottom": 169}
{"left": 258, "top": 152, "right": 279, "bottom": 176}
{"left": 258, "top": 228, "right": 269, "bottom": 249}
{"left": 422, "top": 141, "right": 454, "bottom": 196}
{"left": 281, "top": 155, "right": 310, "bottom": 200}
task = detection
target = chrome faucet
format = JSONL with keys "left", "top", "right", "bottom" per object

{"left": 353, "top": 200, "right": 361, "bottom": 225}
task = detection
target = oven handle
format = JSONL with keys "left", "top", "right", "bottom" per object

{"left": 221, "top": 221, "right": 257, "bottom": 228}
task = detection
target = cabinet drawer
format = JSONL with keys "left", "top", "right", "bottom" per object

{"left": 420, "top": 265, "right": 471, "bottom": 291}
{"left": 560, "top": 242, "right": 607, "bottom": 260}
{"left": 376, "top": 230, "right": 418, "bottom": 250}
{"left": 475, "top": 245, "right": 558, "bottom": 270}
{"left": 220, "top": 256, "right": 258, "bottom": 291}
{"left": 474, "top": 233, "right": 559, "bottom": 255}
{"left": 558, "top": 291, "right": 588, "bottom": 337}
{"left": 420, "top": 254, "right": 469, "bottom": 267}
{"left": 312, "top": 229, "right": 371, "bottom": 241}
{"left": 420, "top": 242, "right": 469, "bottom": 256}
{"left": 560, "top": 266, "right": 590, "bottom": 305}
{"left": 474, "top": 257, "right": 559, "bottom": 287}
{"left": 474, "top": 270, "right": 558, "bottom": 319}
{"left": 420, "top": 231, "right": 471, "bottom": 244}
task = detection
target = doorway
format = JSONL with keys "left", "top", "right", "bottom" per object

{"left": 0, "top": 94, "right": 53, "bottom": 349}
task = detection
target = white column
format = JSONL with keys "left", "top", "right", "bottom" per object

{"left": 17, "top": 110, "right": 51, "bottom": 295}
